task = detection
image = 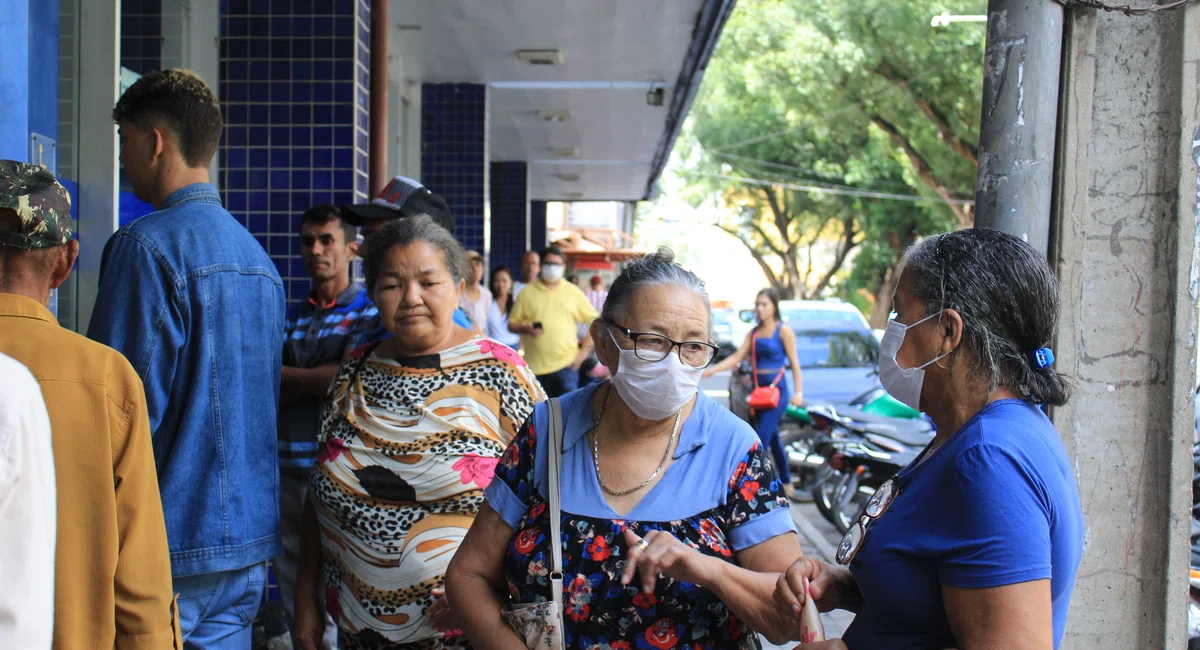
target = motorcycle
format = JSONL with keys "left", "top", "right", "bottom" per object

{"left": 800, "top": 402, "right": 934, "bottom": 532}
{"left": 782, "top": 388, "right": 929, "bottom": 501}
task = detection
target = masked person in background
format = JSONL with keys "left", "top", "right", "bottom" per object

{"left": 507, "top": 246, "right": 598, "bottom": 397}
{"left": 448, "top": 248, "right": 808, "bottom": 649}
{"left": 774, "top": 229, "right": 1084, "bottom": 650}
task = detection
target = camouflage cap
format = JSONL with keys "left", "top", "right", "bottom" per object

{"left": 0, "top": 160, "right": 73, "bottom": 250}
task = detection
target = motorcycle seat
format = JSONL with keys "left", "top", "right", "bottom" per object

{"left": 835, "top": 408, "right": 935, "bottom": 447}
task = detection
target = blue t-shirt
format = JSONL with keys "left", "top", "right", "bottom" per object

{"left": 842, "top": 400, "right": 1084, "bottom": 650}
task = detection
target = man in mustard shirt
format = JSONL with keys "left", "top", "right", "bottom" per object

{"left": 0, "top": 161, "right": 176, "bottom": 649}
{"left": 508, "top": 246, "right": 599, "bottom": 396}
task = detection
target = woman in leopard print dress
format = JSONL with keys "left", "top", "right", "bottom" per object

{"left": 294, "top": 216, "right": 545, "bottom": 650}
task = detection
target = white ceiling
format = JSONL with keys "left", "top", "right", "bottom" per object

{"left": 389, "top": 0, "right": 708, "bottom": 201}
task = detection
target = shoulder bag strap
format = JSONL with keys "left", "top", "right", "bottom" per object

{"left": 751, "top": 330, "right": 759, "bottom": 375}
{"left": 546, "top": 398, "right": 566, "bottom": 638}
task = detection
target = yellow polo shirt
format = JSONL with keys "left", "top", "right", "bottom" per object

{"left": 510, "top": 280, "right": 599, "bottom": 375}
{"left": 0, "top": 294, "right": 177, "bottom": 650}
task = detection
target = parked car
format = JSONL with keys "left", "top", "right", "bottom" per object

{"left": 728, "top": 314, "right": 881, "bottom": 422}
{"left": 712, "top": 308, "right": 740, "bottom": 361}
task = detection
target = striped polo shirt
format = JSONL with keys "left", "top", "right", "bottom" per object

{"left": 279, "top": 282, "right": 379, "bottom": 470}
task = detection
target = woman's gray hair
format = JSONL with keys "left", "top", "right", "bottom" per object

{"left": 901, "top": 229, "right": 1071, "bottom": 406}
{"left": 363, "top": 215, "right": 469, "bottom": 293}
{"left": 600, "top": 247, "right": 713, "bottom": 338}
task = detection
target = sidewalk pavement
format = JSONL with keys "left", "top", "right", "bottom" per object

{"left": 760, "top": 501, "right": 856, "bottom": 649}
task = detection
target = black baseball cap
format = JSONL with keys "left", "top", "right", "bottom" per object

{"left": 340, "top": 175, "right": 456, "bottom": 232}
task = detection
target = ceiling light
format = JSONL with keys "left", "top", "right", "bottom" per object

{"left": 557, "top": 173, "right": 581, "bottom": 182}
{"left": 647, "top": 82, "right": 666, "bottom": 107}
{"left": 550, "top": 147, "right": 579, "bottom": 158}
{"left": 516, "top": 49, "right": 564, "bottom": 65}
{"left": 537, "top": 109, "right": 571, "bottom": 122}
{"left": 564, "top": 192, "right": 584, "bottom": 199}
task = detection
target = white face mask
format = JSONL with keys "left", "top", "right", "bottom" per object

{"left": 878, "top": 312, "right": 951, "bottom": 412}
{"left": 607, "top": 329, "right": 703, "bottom": 421}
{"left": 542, "top": 264, "right": 565, "bottom": 282}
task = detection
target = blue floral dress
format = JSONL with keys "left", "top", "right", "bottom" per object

{"left": 485, "top": 383, "right": 795, "bottom": 650}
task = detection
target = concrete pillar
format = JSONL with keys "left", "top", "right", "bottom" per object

{"left": 1051, "top": 6, "right": 1199, "bottom": 648}
{"left": 530, "top": 200, "right": 548, "bottom": 252}
{"left": 162, "top": 0, "right": 220, "bottom": 184}
{"left": 219, "top": 0, "right": 372, "bottom": 305}
{"left": 489, "top": 161, "right": 530, "bottom": 274}
{"left": 421, "top": 83, "right": 489, "bottom": 254}
{"left": 75, "top": 0, "right": 121, "bottom": 331}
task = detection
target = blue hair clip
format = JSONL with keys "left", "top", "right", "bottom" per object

{"left": 1031, "top": 348, "right": 1055, "bottom": 369}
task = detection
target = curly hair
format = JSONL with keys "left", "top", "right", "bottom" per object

{"left": 112, "top": 69, "right": 222, "bottom": 168}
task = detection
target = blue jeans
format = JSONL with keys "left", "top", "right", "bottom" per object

{"left": 753, "top": 373, "right": 792, "bottom": 484}
{"left": 537, "top": 365, "right": 580, "bottom": 398}
{"left": 175, "top": 563, "right": 267, "bottom": 649}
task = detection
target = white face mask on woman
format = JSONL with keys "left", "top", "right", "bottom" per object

{"left": 878, "top": 312, "right": 951, "bottom": 412}
{"left": 542, "top": 264, "right": 565, "bottom": 283}
{"left": 607, "top": 330, "right": 704, "bottom": 421}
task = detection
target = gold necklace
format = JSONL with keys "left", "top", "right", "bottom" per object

{"left": 591, "top": 387, "right": 681, "bottom": 496}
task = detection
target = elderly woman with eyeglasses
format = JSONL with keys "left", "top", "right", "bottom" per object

{"left": 446, "top": 248, "right": 821, "bottom": 649}
{"left": 775, "top": 230, "right": 1084, "bottom": 650}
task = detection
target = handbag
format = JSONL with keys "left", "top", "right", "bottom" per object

{"left": 747, "top": 330, "right": 785, "bottom": 413}
{"left": 501, "top": 398, "right": 567, "bottom": 649}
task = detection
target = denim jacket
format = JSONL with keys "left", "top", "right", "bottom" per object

{"left": 88, "top": 184, "right": 285, "bottom": 577}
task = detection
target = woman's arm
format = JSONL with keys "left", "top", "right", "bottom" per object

{"left": 779, "top": 325, "right": 804, "bottom": 404}
{"left": 292, "top": 498, "right": 326, "bottom": 650}
{"left": 619, "top": 529, "right": 804, "bottom": 645}
{"left": 703, "top": 330, "right": 753, "bottom": 378}
{"left": 942, "top": 581, "right": 1053, "bottom": 650}
{"left": 445, "top": 505, "right": 528, "bottom": 650}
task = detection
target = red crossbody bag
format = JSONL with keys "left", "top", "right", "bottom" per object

{"left": 747, "top": 330, "right": 785, "bottom": 413}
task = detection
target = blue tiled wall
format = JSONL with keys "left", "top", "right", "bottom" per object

{"left": 421, "top": 83, "right": 489, "bottom": 255}
{"left": 121, "top": 0, "right": 161, "bottom": 75}
{"left": 489, "top": 161, "right": 528, "bottom": 275}
{"left": 530, "top": 200, "right": 548, "bottom": 252}
{"left": 220, "top": 0, "right": 371, "bottom": 305}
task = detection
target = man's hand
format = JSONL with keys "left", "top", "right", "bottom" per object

{"left": 291, "top": 601, "right": 326, "bottom": 650}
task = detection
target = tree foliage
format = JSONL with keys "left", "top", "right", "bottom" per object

{"left": 676, "top": 0, "right": 985, "bottom": 323}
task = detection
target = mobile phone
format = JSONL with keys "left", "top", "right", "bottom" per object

{"left": 532, "top": 322, "right": 543, "bottom": 331}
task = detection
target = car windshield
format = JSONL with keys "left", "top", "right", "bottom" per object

{"left": 782, "top": 308, "right": 864, "bottom": 327}
{"left": 794, "top": 330, "right": 879, "bottom": 369}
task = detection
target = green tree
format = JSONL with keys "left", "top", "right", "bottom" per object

{"left": 676, "top": 0, "right": 983, "bottom": 322}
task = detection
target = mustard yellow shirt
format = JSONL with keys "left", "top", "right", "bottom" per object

{"left": 509, "top": 279, "right": 599, "bottom": 375}
{"left": 0, "top": 294, "right": 177, "bottom": 650}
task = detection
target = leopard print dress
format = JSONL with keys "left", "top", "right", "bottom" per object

{"left": 312, "top": 337, "right": 545, "bottom": 648}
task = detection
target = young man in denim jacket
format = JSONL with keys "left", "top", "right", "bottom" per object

{"left": 88, "top": 69, "right": 286, "bottom": 649}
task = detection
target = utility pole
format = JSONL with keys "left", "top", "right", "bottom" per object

{"left": 972, "top": 0, "right": 1064, "bottom": 255}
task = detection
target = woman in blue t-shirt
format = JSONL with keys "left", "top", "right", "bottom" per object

{"left": 774, "top": 229, "right": 1084, "bottom": 650}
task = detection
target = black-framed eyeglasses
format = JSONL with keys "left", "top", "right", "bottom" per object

{"left": 835, "top": 478, "right": 899, "bottom": 565}
{"left": 604, "top": 320, "right": 719, "bottom": 369}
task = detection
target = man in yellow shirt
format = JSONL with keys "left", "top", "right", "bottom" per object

{"left": 508, "top": 246, "right": 599, "bottom": 396}
{"left": 0, "top": 161, "right": 177, "bottom": 650}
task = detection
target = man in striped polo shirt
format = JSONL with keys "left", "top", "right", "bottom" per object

{"left": 276, "top": 204, "right": 378, "bottom": 645}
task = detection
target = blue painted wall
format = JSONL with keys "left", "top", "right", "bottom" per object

{"left": 28, "top": 0, "right": 59, "bottom": 144}
{"left": 0, "top": 0, "right": 33, "bottom": 161}
{"left": 530, "top": 200, "right": 548, "bottom": 252}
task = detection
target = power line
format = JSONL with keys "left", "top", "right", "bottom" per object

{"left": 705, "top": 151, "right": 922, "bottom": 193}
{"left": 694, "top": 171, "right": 975, "bottom": 205}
